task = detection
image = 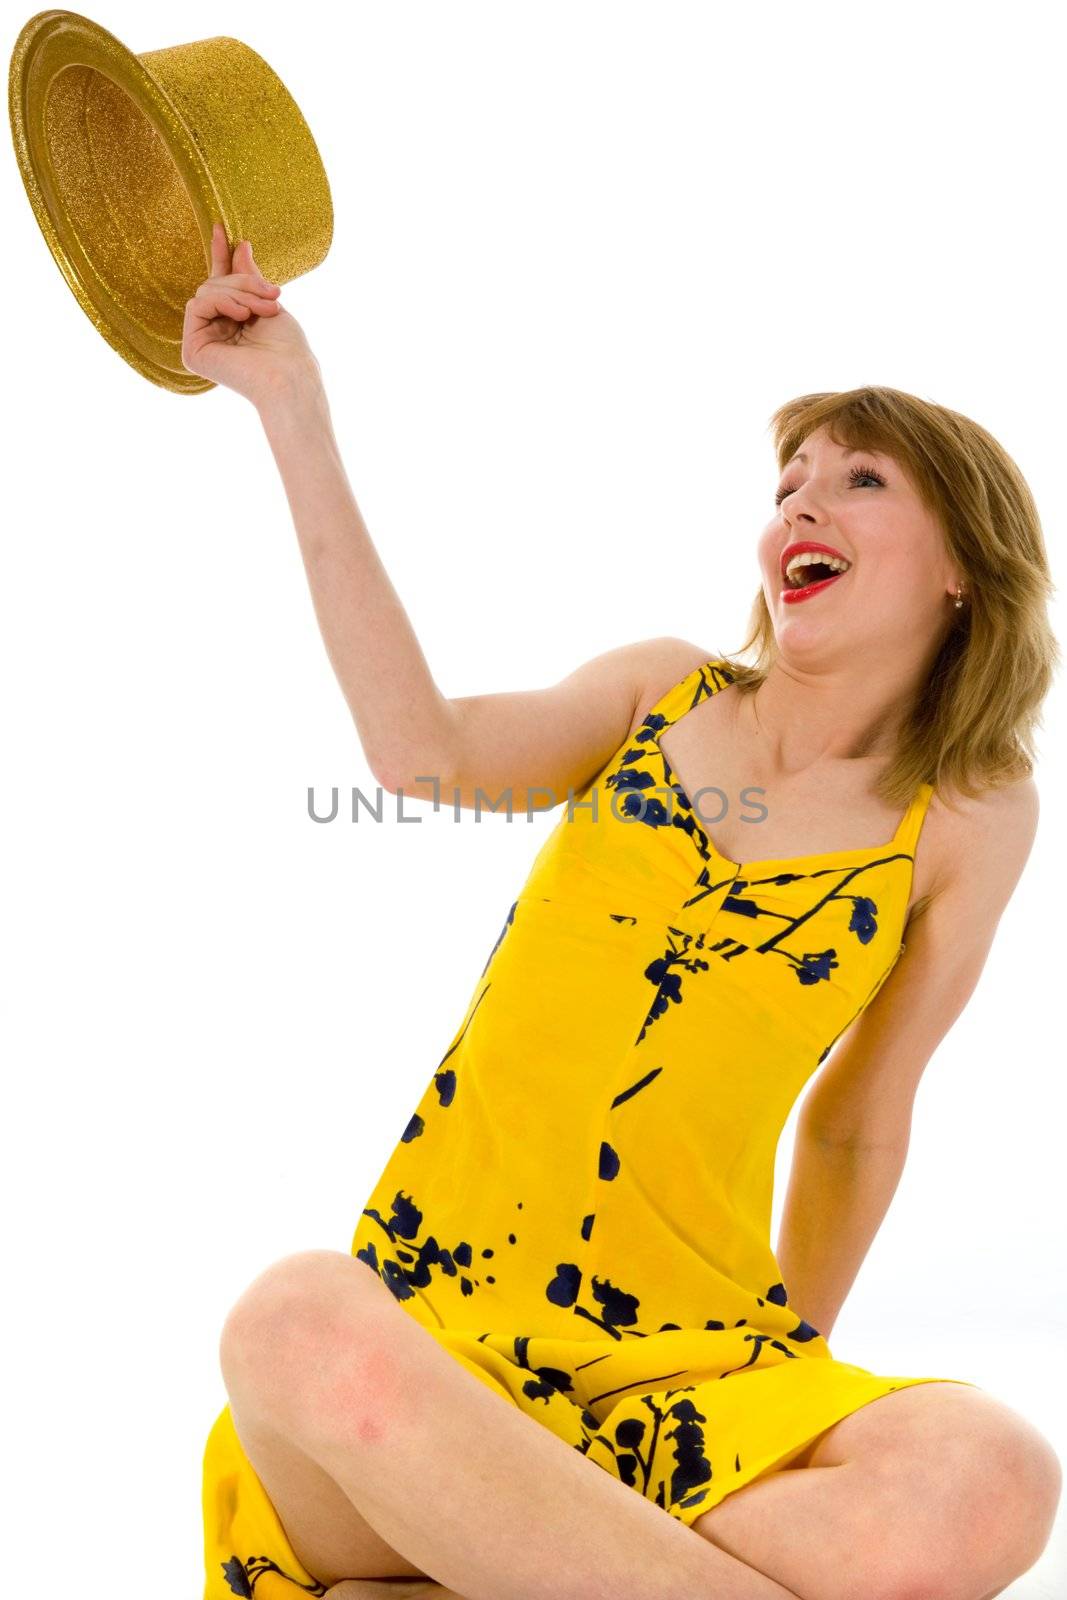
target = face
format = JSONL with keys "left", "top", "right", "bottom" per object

{"left": 756, "top": 424, "right": 960, "bottom": 660}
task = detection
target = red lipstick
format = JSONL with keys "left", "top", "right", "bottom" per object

{"left": 780, "top": 571, "right": 846, "bottom": 604}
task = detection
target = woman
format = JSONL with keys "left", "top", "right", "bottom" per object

{"left": 191, "top": 224, "right": 1061, "bottom": 1600}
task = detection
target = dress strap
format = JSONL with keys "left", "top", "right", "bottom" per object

{"left": 892, "top": 781, "right": 936, "bottom": 857}
{"left": 645, "top": 656, "right": 736, "bottom": 733}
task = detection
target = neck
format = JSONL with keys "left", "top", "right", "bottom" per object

{"left": 741, "top": 654, "right": 927, "bottom": 776}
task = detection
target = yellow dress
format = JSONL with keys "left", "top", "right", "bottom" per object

{"left": 202, "top": 655, "right": 979, "bottom": 1597}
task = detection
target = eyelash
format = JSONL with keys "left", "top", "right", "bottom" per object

{"left": 775, "top": 464, "right": 886, "bottom": 507}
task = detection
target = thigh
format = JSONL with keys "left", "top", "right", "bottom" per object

{"left": 795, "top": 1380, "right": 1057, "bottom": 1479}
{"left": 228, "top": 1393, "right": 431, "bottom": 1586}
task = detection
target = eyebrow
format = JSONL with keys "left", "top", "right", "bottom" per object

{"left": 785, "top": 447, "right": 881, "bottom": 469}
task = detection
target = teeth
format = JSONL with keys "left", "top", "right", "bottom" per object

{"left": 785, "top": 550, "right": 851, "bottom": 587}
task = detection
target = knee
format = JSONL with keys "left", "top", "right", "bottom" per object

{"left": 990, "top": 1425, "right": 1063, "bottom": 1573}
{"left": 883, "top": 1422, "right": 1063, "bottom": 1600}
{"left": 219, "top": 1249, "right": 399, "bottom": 1428}
{"left": 958, "top": 1413, "right": 1063, "bottom": 1586}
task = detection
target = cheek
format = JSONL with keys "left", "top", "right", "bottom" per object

{"left": 755, "top": 527, "right": 780, "bottom": 582}
{"left": 862, "top": 554, "right": 930, "bottom": 608}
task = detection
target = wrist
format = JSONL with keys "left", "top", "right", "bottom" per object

{"left": 256, "top": 367, "right": 329, "bottom": 430}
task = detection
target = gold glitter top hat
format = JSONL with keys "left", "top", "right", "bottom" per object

{"left": 8, "top": 9, "right": 334, "bottom": 393}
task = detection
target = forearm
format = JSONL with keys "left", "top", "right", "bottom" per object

{"left": 775, "top": 1122, "right": 909, "bottom": 1343}
{"left": 256, "top": 380, "right": 456, "bottom": 785}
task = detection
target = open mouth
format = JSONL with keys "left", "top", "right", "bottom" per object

{"left": 780, "top": 551, "right": 851, "bottom": 603}
{"left": 780, "top": 562, "right": 849, "bottom": 603}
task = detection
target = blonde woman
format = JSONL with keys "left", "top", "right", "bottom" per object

{"left": 192, "top": 225, "right": 1061, "bottom": 1600}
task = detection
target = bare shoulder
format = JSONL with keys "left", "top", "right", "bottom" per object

{"left": 916, "top": 771, "right": 1039, "bottom": 922}
{"left": 622, "top": 636, "right": 719, "bottom": 741}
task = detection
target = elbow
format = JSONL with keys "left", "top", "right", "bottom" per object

{"left": 361, "top": 699, "right": 462, "bottom": 798}
{"left": 373, "top": 764, "right": 417, "bottom": 797}
{"left": 359, "top": 750, "right": 400, "bottom": 794}
{"left": 373, "top": 747, "right": 458, "bottom": 798}
{"left": 799, "top": 1102, "right": 914, "bottom": 1156}
{"left": 371, "top": 759, "right": 404, "bottom": 795}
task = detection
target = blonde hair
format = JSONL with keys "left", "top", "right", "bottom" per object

{"left": 717, "top": 385, "right": 1060, "bottom": 807}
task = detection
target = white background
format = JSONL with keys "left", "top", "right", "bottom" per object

{"left": 4, "top": 1, "right": 1064, "bottom": 1594}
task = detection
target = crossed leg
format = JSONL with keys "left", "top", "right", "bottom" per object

{"left": 218, "top": 1250, "right": 1061, "bottom": 1600}
{"left": 691, "top": 1380, "right": 1062, "bottom": 1600}
{"left": 221, "top": 1257, "right": 790, "bottom": 1600}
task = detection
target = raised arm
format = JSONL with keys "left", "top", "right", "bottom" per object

{"left": 259, "top": 377, "right": 726, "bottom": 812}
{"left": 182, "top": 227, "right": 710, "bottom": 817}
{"left": 257, "top": 382, "right": 712, "bottom": 812}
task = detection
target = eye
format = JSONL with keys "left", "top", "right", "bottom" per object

{"left": 775, "top": 464, "right": 887, "bottom": 507}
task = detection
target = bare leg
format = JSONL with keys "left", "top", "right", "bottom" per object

{"left": 695, "top": 1462, "right": 934, "bottom": 1600}
{"left": 323, "top": 1585, "right": 459, "bottom": 1599}
{"left": 222, "top": 1250, "right": 802, "bottom": 1600}
{"left": 320, "top": 1588, "right": 1012, "bottom": 1600}
{"left": 689, "top": 1380, "right": 1062, "bottom": 1600}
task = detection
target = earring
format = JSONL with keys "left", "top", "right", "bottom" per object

{"left": 954, "top": 583, "right": 964, "bottom": 609}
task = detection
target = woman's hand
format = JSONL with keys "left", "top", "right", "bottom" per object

{"left": 181, "top": 222, "right": 321, "bottom": 407}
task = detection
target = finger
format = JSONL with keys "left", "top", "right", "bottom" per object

{"left": 224, "top": 286, "right": 282, "bottom": 312}
{"left": 185, "top": 283, "right": 281, "bottom": 330}
{"left": 193, "top": 290, "right": 249, "bottom": 321}
{"left": 190, "top": 278, "right": 280, "bottom": 314}
{"left": 185, "top": 289, "right": 254, "bottom": 326}
{"left": 240, "top": 238, "right": 278, "bottom": 292}
{"left": 198, "top": 271, "right": 278, "bottom": 296}
{"left": 210, "top": 220, "right": 232, "bottom": 278}
{"left": 222, "top": 271, "right": 280, "bottom": 295}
